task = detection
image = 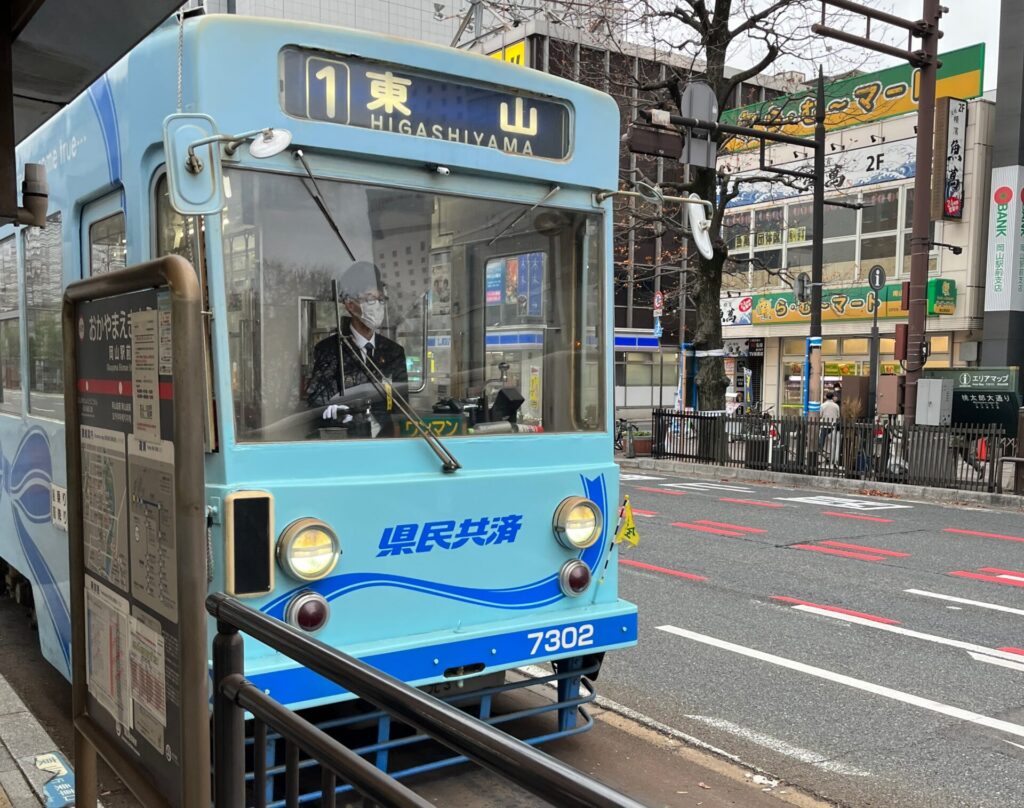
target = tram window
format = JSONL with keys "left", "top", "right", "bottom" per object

{"left": 0, "top": 237, "right": 21, "bottom": 414}
{"left": 24, "top": 213, "right": 63, "bottom": 421}
{"left": 156, "top": 176, "right": 201, "bottom": 265}
{"left": 89, "top": 213, "right": 126, "bottom": 275}
{"left": 219, "top": 168, "right": 605, "bottom": 442}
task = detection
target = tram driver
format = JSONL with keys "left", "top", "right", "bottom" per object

{"left": 305, "top": 261, "right": 408, "bottom": 438}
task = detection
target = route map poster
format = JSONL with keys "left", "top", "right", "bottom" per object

{"left": 74, "top": 288, "right": 182, "bottom": 805}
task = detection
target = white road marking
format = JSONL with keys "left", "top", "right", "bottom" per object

{"left": 1005, "top": 740, "right": 1024, "bottom": 752}
{"left": 790, "top": 604, "right": 1024, "bottom": 663}
{"left": 904, "top": 589, "right": 1024, "bottom": 618}
{"left": 684, "top": 715, "right": 872, "bottom": 776}
{"left": 516, "top": 665, "right": 772, "bottom": 773}
{"left": 967, "top": 652, "right": 1024, "bottom": 673}
{"left": 620, "top": 473, "right": 664, "bottom": 481}
{"left": 775, "top": 495, "right": 912, "bottom": 511}
{"left": 663, "top": 482, "right": 753, "bottom": 492}
{"left": 656, "top": 625, "right": 1024, "bottom": 740}
{"left": 998, "top": 573, "right": 1024, "bottom": 582}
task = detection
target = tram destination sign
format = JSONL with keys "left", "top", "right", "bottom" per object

{"left": 280, "top": 47, "right": 571, "bottom": 159}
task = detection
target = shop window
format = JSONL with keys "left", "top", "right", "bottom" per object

{"left": 787, "top": 241, "right": 856, "bottom": 284}
{"left": 929, "top": 335, "right": 950, "bottom": 354}
{"left": 862, "top": 189, "right": 900, "bottom": 233}
{"left": 659, "top": 353, "right": 679, "bottom": 385}
{"left": 624, "top": 353, "right": 653, "bottom": 386}
{"left": 723, "top": 212, "right": 751, "bottom": 250}
{"left": 722, "top": 261, "right": 750, "bottom": 290}
{"left": 782, "top": 337, "right": 805, "bottom": 355}
{"left": 880, "top": 337, "right": 896, "bottom": 354}
{"left": 821, "top": 338, "right": 839, "bottom": 356}
{"left": 789, "top": 200, "right": 856, "bottom": 241}
{"left": 751, "top": 249, "right": 781, "bottom": 288}
{"left": 861, "top": 235, "right": 897, "bottom": 276}
{"left": 843, "top": 338, "right": 869, "bottom": 355}
{"left": 753, "top": 208, "right": 785, "bottom": 248}
{"left": 901, "top": 233, "right": 938, "bottom": 274}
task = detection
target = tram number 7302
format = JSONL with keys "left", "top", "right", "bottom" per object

{"left": 527, "top": 624, "right": 595, "bottom": 655}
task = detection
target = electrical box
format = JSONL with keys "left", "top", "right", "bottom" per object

{"left": 916, "top": 378, "right": 953, "bottom": 425}
{"left": 877, "top": 375, "right": 904, "bottom": 415}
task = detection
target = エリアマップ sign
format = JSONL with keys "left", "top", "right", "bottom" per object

{"left": 279, "top": 48, "right": 570, "bottom": 159}
{"left": 720, "top": 44, "right": 984, "bottom": 153}
{"left": 721, "top": 278, "right": 957, "bottom": 327}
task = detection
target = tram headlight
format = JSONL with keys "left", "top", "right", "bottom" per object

{"left": 277, "top": 518, "right": 340, "bottom": 581}
{"left": 552, "top": 497, "right": 602, "bottom": 550}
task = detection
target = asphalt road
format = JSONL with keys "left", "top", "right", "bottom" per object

{"left": 598, "top": 469, "right": 1024, "bottom": 808}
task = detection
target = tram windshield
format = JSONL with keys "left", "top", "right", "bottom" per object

{"left": 215, "top": 168, "right": 604, "bottom": 443}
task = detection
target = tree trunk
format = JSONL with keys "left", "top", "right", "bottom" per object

{"left": 692, "top": 168, "right": 728, "bottom": 411}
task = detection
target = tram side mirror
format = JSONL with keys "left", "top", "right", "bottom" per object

{"left": 163, "top": 113, "right": 225, "bottom": 215}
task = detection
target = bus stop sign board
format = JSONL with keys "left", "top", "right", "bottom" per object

{"left": 63, "top": 257, "right": 209, "bottom": 808}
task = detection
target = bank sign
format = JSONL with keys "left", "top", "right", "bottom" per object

{"left": 280, "top": 47, "right": 571, "bottom": 159}
{"left": 984, "top": 167, "right": 1024, "bottom": 312}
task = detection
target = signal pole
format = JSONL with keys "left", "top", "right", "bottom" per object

{"left": 813, "top": 0, "right": 945, "bottom": 426}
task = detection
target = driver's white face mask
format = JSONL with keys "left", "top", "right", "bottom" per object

{"left": 357, "top": 299, "right": 385, "bottom": 331}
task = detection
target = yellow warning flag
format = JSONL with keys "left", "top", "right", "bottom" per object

{"left": 614, "top": 495, "right": 640, "bottom": 546}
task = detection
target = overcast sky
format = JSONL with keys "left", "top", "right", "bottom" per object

{"left": 881, "top": 1, "right": 1000, "bottom": 90}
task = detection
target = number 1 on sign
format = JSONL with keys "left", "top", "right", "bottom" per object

{"left": 315, "top": 65, "right": 336, "bottom": 119}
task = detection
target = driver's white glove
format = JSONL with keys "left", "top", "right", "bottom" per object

{"left": 322, "top": 404, "right": 353, "bottom": 423}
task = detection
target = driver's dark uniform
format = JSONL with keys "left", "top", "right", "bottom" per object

{"left": 305, "top": 319, "right": 408, "bottom": 437}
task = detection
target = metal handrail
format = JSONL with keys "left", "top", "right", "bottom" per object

{"left": 207, "top": 593, "right": 647, "bottom": 808}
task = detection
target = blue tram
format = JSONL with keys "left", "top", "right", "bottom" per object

{"left": 1, "top": 9, "right": 636, "bottom": 765}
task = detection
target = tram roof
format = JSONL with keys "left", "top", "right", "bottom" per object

{"left": 11, "top": 0, "right": 184, "bottom": 142}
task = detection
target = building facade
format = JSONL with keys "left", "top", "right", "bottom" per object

{"left": 717, "top": 51, "right": 992, "bottom": 414}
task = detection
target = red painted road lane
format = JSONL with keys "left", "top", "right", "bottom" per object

{"left": 631, "top": 509, "right": 658, "bottom": 517}
{"left": 718, "top": 498, "right": 785, "bottom": 508}
{"left": 693, "top": 520, "right": 767, "bottom": 534}
{"left": 672, "top": 522, "right": 747, "bottom": 538}
{"left": 634, "top": 486, "right": 686, "bottom": 496}
{"left": 618, "top": 558, "right": 706, "bottom": 582}
{"left": 979, "top": 567, "right": 1024, "bottom": 579}
{"left": 943, "top": 528, "right": 1024, "bottom": 543}
{"left": 948, "top": 570, "right": 1024, "bottom": 588}
{"left": 821, "top": 511, "right": 894, "bottom": 523}
{"left": 770, "top": 595, "right": 901, "bottom": 625}
{"left": 818, "top": 540, "right": 910, "bottom": 558}
{"left": 999, "top": 647, "right": 1024, "bottom": 656}
{"left": 792, "top": 544, "right": 887, "bottom": 562}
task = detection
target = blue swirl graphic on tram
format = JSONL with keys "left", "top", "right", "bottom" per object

{"left": 2, "top": 428, "right": 70, "bottom": 669}
{"left": 262, "top": 474, "right": 610, "bottom": 621}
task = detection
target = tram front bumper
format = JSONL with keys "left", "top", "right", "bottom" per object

{"left": 244, "top": 598, "right": 637, "bottom": 711}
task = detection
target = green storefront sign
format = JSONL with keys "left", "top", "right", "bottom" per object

{"left": 927, "top": 277, "right": 957, "bottom": 314}
{"left": 924, "top": 367, "right": 1020, "bottom": 392}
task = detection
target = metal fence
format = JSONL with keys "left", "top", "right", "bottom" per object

{"left": 651, "top": 409, "right": 1006, "bottom": 493}
{"left": 208, "top": 594, "right": 646, "bottom": 808}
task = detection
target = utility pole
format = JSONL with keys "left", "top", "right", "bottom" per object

{"left": 813, "top": 0, "right": 945, "bottom": 426}
{"left": 808, "top": 69, "right": 826, "bottom": 415}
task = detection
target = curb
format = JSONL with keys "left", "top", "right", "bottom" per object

{"left": 617, "top": 457, "right": 1024, "bottom": 510}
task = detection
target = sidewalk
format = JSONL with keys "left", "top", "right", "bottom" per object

{"left": 619, "top": 455, "right": 1024, "bottom": 511}
{"left": 0, "top": 673, "right": 76, "bottom": 807}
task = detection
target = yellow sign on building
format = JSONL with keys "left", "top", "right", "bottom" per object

{"left": 488, "top": 40, "right": 527, "bottom": 67}
{"left": 721, "top": 44, "right": 983, "bottom": 153}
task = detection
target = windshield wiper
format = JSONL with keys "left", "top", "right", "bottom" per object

{"left": 291, "top": 150, "right": 460, "bottom": 473}
{"left": 294, "top": 150, "right": 356, "bottom": 262}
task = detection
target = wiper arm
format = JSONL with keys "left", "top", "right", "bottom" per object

{"left": 338, "top": 330, "right": 462, "bottom": 473}
{"left": 294, "top": 149, "right": 356, "bottom": 262}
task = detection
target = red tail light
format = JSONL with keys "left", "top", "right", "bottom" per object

{"left": 285, "top": 591, "right": 330, "bottom": 632}
{"left": 559, "top": 560, "right": 591, "bottom": 597}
